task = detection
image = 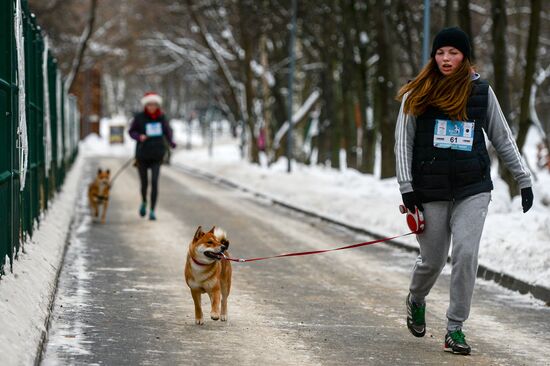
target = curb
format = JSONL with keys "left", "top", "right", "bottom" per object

{"left": 34, "top": 156, "right": 86, "bottom": 365}
{"left": 34, "top": 212, "right": 78, "bottom": 366}
{"left": 173, "top": 163, "right": 550, "bottom": 306}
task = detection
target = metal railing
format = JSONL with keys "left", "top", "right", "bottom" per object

{"left": 0, "top": 0, "right": 80, "bottom": 275}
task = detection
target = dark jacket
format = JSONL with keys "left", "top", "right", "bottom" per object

{"left": 129, "top": 111, "right": 175, "bottom": 162}
{"left": 411, "top": 79, "right": 491, "bottom": 202}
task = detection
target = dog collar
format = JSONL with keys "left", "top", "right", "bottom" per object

{"left": 191, "top": 256, "right": 211, "bottom": 266}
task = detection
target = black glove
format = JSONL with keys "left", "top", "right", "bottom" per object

{"left": 521, "top": 187, "right": 533, "bottom": 213}
{"left": 402, "top": 191, "right": 424, "bottom": 212}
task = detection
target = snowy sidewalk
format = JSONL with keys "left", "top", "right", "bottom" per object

{"left": 0, "top": 127, "right": 135, "bottom": 366}
{"left": 171, "top": 129, "right": 550, "bottom": 293}
{"left": 0, "top": 156, "right": 85, "bottom": 366}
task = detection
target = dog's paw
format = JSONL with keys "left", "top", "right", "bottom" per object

{"left": 220, "top": 314, "right": 227, "bottom": 322}
{"left": 195, "top": 318, "right": 204, "bottom": 325}
{"left": 211, "top": 312, "right": 220, "bottom": 321}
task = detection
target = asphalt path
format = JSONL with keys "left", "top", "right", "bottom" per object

{"left": 41, "top": 157, "right": 550, "bottom": 366}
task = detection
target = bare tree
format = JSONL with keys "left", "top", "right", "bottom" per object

{"left": 65, "top": 0, "right": 99, "bottom": 92}
{"left": 28, "top": 0, "right": 550, "bottom": 179}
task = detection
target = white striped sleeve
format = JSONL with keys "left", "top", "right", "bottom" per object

{"left": 485, "top": 86, "right": 532, "bottom": 189}
{"left": 394, "top": 93, "right": 416, "bottom": 193}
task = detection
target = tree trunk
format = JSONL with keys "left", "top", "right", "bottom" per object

{"left": 375, "top": 0, "right": 397, "bottom": 178}
{"left": 318, "top": 69, "right": 332, "bottom": 166}
{"left": 239, "top": 0, "right": 260, "bottom": 163}
{"left": 445, "top": 0, "right": 455, "bottom": 26}
{"left": 342, "top": 87, "right": 355, "bottom": 169}
{"left": 341, "top": 2, "right": 356, "bottom": 169}
{"left": 491, "top": 0, "right": 511, "bottom": 118}
{"left": 260, "top": 35, "right": 272, "bottom": 155}
{"left": 351, "top": 0, "right": 374, "bottom": 173}
{"left": 330, "top": 64, "right": 341, "bottom": 170}
{"left": 457, "top": 0, "right": 475, "bottom": 61}
{"left": 516, "top": 0, "right": 542, "bottom": 152}
{"left": 491, "top": 0, "right": 517, "bottom": 197}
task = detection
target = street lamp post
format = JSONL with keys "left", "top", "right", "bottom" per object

{"left": 286, "top": 0, "right": 298, "bottom": 173}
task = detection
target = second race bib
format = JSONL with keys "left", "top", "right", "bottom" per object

{"left": 145, "top": 122, "right": 163, "bottom": 137}
{"left": 433, "top": 119, "right": 474, "bottom": 151}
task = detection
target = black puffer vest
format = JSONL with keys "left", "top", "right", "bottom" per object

{"left": 133, "top": 112, "right": 167, "bottom": 162}
{"left": 412, "top": 79, "right": 492, "bottom": 202}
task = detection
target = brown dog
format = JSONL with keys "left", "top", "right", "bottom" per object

{"left": 88, "top": 168, "right": 110, "bottom": 223}
{"left": 185, "top": 226, "right": 232, "bottom": 325}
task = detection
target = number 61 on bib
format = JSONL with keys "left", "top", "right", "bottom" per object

{"left": 433, "top": 119, "right": 474, "bottom": 152}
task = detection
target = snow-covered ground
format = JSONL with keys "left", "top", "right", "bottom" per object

{"left": 171, "top": 127, "right": 550, "bottom": 290}
{"left": 0, "top": 156, "right": 85, "bottom": 366}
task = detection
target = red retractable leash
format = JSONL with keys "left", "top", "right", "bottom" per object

{"left": 399, "top": 205, "right": 425, "bottom": 234}
{"left": 221, "top": 206, "right": 425, "bottom": 264}
{"left": 222, "top": 232, "right": 415, "bottom": 263}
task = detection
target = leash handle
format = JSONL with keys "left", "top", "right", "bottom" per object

{"left": 222, "top": 232, "right": 415, "bottom": 263}
{"left": 399, "top": 205, "right": 425, "bottom": 234}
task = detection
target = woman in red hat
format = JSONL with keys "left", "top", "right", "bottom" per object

{"left": 395, "top": 27, "right": 533, "bottom": 355}
{"left": 129, "top": 92, "right": 176, "bottom": 220}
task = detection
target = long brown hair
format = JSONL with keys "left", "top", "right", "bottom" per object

{"left": 396, "top": 58, "right": 473, "bottom": 121}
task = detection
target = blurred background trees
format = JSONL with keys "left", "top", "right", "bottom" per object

{"left": 30, "top": 0, "right": 550, "bottom": 194}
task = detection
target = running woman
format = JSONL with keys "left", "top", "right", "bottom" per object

{"left": 394, "top": 27, "right": 534, "bottom": 355}
{"left": 129, "top": 92, "right": 176, "bottom": 220}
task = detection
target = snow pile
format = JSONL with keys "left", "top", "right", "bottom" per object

{"left": 79, "top": 116, "right": 135, "bottom": 158}
{"left": 171, "top": 118, "right": 204, "bottom": 147}
{"left": 171, "top": 118, "right": 234, "bottom": 149}
{"left": 0, "top": 155, "right": 85, "bottom": 366}
{"left": 481, "top": 131, "right": 550, "bottom": 288}
{"left": 172, "top": 128, "right": 550, "bottom": 289}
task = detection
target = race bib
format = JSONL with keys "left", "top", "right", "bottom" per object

{"left": 145, "top": 122, "right": 163, "bottom": 137}
{"left": 433, "top": 119, "right": 474, "bottom": 151}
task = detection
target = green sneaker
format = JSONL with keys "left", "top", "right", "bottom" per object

{"left": 139, "top": 202, "right": 147, "bottom": 217}
{"left": 406, "top": 293, "right": 426, "bottom": 337}
{"left": 149, "top": 210, "right": 156, "bottom": 221}
{"left": 444, "top": 330, "right": 471, "bottom": 355}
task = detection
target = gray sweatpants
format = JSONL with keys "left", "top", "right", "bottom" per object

{"left": 409, "top": 192, "right": 491, "bottom": 331}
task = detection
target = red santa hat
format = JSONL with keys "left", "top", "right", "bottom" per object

{"left": 141, "top": 92, "right": 163, "bottom": 107}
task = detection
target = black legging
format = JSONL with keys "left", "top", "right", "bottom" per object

{"left": 137, "top": 160, "right": 161, "bottom": 210}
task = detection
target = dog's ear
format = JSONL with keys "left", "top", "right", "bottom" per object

{"left": 97, "top": 168, "right": 102, "bottom": 175}
{"left": 208, "top": 226, "right": 216, "bottom": 234}
{"left": 193, "top": 226, "right": 204, "bottom": 241}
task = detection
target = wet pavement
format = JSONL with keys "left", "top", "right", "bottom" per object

{"left": 41, "top": 157, "right": 550, "bottom": 365}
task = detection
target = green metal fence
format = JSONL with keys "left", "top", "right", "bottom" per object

{"left": 0, "top": 0, "right": 80, "bottom": 275}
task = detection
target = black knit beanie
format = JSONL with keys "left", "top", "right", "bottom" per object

{"left": 430, "top": 27, "right": 471, "bottom": 60}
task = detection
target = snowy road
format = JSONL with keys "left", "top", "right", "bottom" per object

{"left": 41, "top": 157, "right": 550, "bottom": 365}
